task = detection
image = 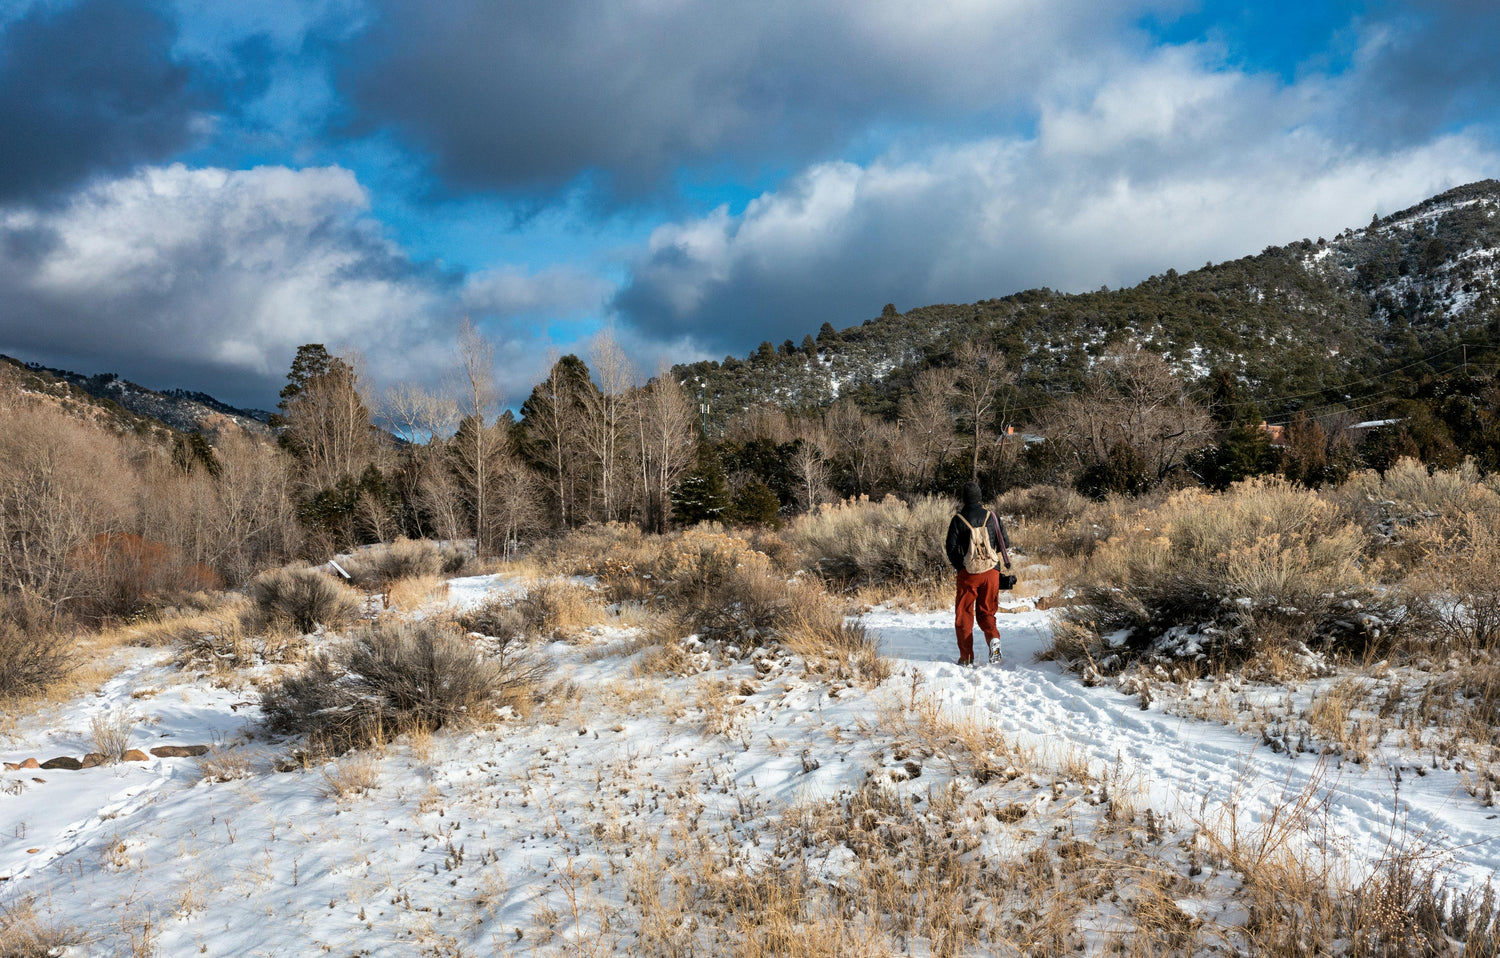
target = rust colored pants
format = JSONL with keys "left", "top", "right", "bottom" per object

{"left": 954, "top": 568, "right": 1000, "bottom": 664}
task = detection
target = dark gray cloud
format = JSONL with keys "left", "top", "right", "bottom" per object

{"left": 1350, "top": 0, "right": 1500, "bottom": 144}
{"left": 339, "top": 0, "right": 1159, "bottom": 198}
{"left": 0, "top": 0, "right": 207, "bottom": 203}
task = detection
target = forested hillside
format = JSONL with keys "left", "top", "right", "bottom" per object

{"left": 679, "top": 180, "right": 1500, "bottom": 428}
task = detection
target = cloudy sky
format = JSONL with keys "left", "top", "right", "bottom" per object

{"left": 1, "top": 0, "right": 1497, "bottom": 409}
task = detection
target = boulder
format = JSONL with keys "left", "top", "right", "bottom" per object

{"left": 19, "top": 758, "right": 40, "bottom": 769}
{"left": 40, "top": 757, "right": 82, "bottom": 770}
{"left": 80, "top": 753, "right": 108, "bottom": 769}
{"left": 150, "top": 745, "right": 210, "bottom": 758}
{"left": 122, "top": 749, "right": 150, "bottom": 762}
{"left": 3, "top": 762, "right": 17, "bottom": 771}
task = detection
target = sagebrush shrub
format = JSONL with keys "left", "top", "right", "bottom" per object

{"left": 787, "top": 495, "right": 951, "bottom": 586}
{"left": 1054, "top": 477, "right": 1402, "bottom": 669}
{"left": 261, "top": 619, "right": 540, "bottom": 753}
{"left": 0, "top": 593, "right": 75, "bottom": 698}
{"left": 458, "top": 580, "right": 604, "bottom": 643}
{"left": 248, "top": 567, "right": 360, "bottom": 634}
{"left": 341, "top": 538, "right": 445, "bottom": 588}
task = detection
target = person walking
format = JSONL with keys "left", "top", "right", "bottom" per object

{"left": 944, "top": 481, "right": 1012, "bottom": 666}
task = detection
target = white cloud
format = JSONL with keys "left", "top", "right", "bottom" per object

{"left": 616, "top": 47, "right": 1500, "bottom": 354}
{"left": 461, "top": 264, "right": 613, "bottom": 318}
{"left": 0, "top": 163, "right": 455, "bottom": 403}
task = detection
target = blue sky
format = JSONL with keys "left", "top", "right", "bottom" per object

{"left": 1, "top": 0, "right": 1497, "bottom": 409}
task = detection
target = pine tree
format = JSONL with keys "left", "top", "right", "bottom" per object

{"left": 671, "top": 445, "right": 729, "bottom": 525}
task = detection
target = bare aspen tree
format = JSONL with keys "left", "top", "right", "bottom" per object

{"left": 489, "top": 455, "right": 544, "bottom": 557}
{"left": 581, "top": 330, "right": 634, "bottom": 522}
{"left": 208, "top": 433, "right": 301, "bottom": 583}
{"left": 898, "top": 367, "right": 959, "bottom": 490}
{"left": 281, "top": 351, "right": 376, "bottom": 491}
{"left": 954, "top": 342, "right": 1014, "bottom": 481}
{"left": 824, "top": 399, "right": 887, "bottom": 497}
{"left": 788, "top": 426, "right": 832, "bottom": 511}
{"left": 381, "top": 381, "right": 458, "bottom": 445}
{"left": 414, "top": 443, "right": 466, "bottom": 542}
{"left": 450, "top": 319, "right": 505, "bottom": 557}
{"left": 634, "top": 369, "right": 696, "bottom": 532}
{"left": 520, "top": 353, "right": 592, "bottom": 528}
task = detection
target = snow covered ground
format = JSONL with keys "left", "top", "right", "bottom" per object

{"left": 2, "top": 575, "right": 1496, "bottom": 955}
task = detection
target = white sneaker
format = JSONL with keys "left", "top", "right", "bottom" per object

{"left": 986, "top": 638, "right": 999, "bottom": 661}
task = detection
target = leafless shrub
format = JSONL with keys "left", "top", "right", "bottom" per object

{"left": 260, "top": 619, "right": 544, "bottom": 753}
{"left": 0, "top": 593, "right": 75, "bottom": 698}
{"left": 247, "top": 566, "right": 360, "bottom": 635}
{"left": 89, "top": 710, "right": 136, "bottom": 764}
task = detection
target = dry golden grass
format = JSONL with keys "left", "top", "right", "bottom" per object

{"left": 319, "top": 751, "right": 381, "bottom": 800}
{"left": 385, "top": 573, "right": 449, "bottom": 611}
{"left": 0, "top": 896, "right": 83, "bottom": 957}
{"left": 197, "top": 746, "right": 254, "bottom": 783}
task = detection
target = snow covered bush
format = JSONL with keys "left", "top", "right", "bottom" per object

{"left": 787, "top": 494, "right": 951, "bottom": 586}
{"left": 1053, "top": 477, "right": 1404, "bottom": 670}
{"left": 247, "top": 566, "right": 360, "bottom": 635}
{"left": 261, "top": 619, "right": 537, "bottom": 753}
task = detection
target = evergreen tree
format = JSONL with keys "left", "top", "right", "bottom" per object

{"left": 671, "top": 444, "right": 729, "bottom": 525}
{"left": 728, "top": 480, "right": 780, "bottom": 526}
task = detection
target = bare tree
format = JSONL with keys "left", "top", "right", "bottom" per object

{"left": 281, "top": 352, "right": 376, "bottom": 491}
{"left": 580, "top": 331, "right": 634, "bottom": 522}
{"left": 381, "top": 381, "right": 458, "bottom": 445}
{"left": 488, "top": 455, "right": 545, "bottom": 558}
{"left": 953, "top": 343, "right": 1014, "bottom": 482}
{"left": 1042, "top": 344, "right": 1214, "bottom": 487}
{"left": 413, "top": 443, "right": 466, "bottom": 542}
{"left": 634, "top": 369, "right": 697, "bottom": 532}
{"left": 724, "top": 405, "right": 793, "bottom": 446}
{"left": 0, "top": 400, "right": 133, "bottom": 617}
{"left": 898, "top": 367, "right": 959, "bottom": 490}
{"left": 788, "top": 429, "right": 832, "bottom": 512}
{"left": 450, "top": 319, "right": 504, "bottom": 557}
{"left": 824, "top": 400, "right": 889, "bottom": 497}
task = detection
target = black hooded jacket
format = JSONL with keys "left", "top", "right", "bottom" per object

{"left": 945, "top": 502, "right": 1011, "bottom": 572}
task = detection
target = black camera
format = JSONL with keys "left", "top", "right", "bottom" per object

{"left": 998, "top": 572, "right": 1017, "bottom": 590}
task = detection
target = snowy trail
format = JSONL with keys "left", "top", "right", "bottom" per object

{"left": 864, "top": 603, "right": 1500, "bottom": 893}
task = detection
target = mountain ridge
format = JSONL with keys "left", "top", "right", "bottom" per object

{"left": 674, "top": 179, "right": 1500, "bottom": 428}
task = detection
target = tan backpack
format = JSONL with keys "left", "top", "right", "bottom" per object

{"left": 959, "top": 511, "right": 1002, "bottom": 574}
